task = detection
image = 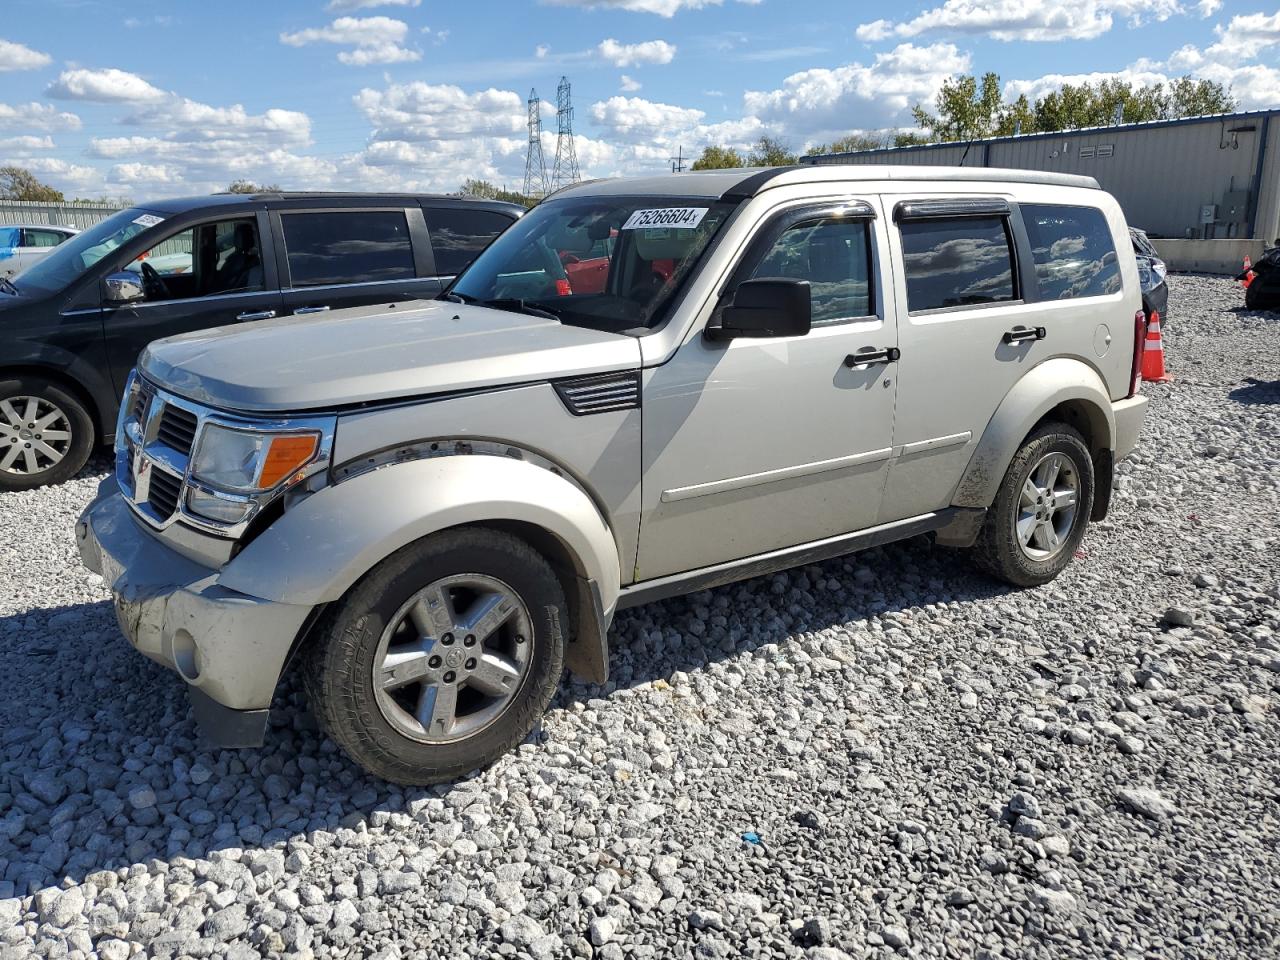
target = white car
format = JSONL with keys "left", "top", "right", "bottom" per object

{"left": 0, "top": 224, "right": 78, "bottom": 278}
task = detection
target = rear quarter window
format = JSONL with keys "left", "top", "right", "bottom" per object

{"left": 900, "top": 216, "right": 1016, "bottom": 312}
{"left": 1023, "top": 204, "right": 1121, "bottom": 299}
{"left": 424, "top": 208, "right": 514, "bottom": 276}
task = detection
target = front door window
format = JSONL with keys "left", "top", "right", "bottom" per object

{"left": 125, "top": 218, "right": 264, "bottom": 302}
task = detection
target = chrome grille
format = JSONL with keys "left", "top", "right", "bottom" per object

{"left": 156, "top": 404, "right": 198, "bottom": 454}
{"left": 553, "top": 372, "right": 641, "bottom": 416}
{"left": 146, "top": 467, "right": 182, "bottom": 519}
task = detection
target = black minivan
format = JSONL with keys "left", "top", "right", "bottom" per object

{"left": 0, "top": 192, "right": 521, "bottom": 490}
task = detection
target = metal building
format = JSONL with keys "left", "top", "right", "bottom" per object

{"left": 802, "top": 109, "right": 1280, "bottom": 243}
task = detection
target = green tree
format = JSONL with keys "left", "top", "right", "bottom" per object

{"left": 747, "top": 136, "right": 797, "bottom": 166}
{"left": 690, "top": 145, "right": 744, "bottom": 170}
{"left": 225, "top": 179, "right": 282, "bottom": 194}
{"left": 1167, "top": 77, "right": 1236, "bottom": 117}
{"left": 457, "top": 179, "right": 538, "bottom": 208}
{"left": 995, "top": 94, "right": 1036, "bottom": 137}
{"left": 805, "top": 132, "right": 892, "bottom": 156}
{"left": 0, "top": 166, "right": 64, "bottom": 202}
{"left": 912, "top": 72, "right": 1004, "bottom": 142}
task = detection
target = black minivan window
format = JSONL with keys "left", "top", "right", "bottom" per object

{"left": 425, "top": 209, "right": 513, "bottom": 276}
{"left": 1023, "top": 203, "right": 1121, "bottom": 299}
{"left": 282, "top": 210, "right": 415, "bottom": 287}
{"left": 900, "top": 216, "right": 1016, "bottom": 312}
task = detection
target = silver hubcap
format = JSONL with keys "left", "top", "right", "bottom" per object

{"left": 372, "top": 573, "right": 533, "bottom": 744}
{"left": 1015, "top": 452, "right": 1079, "bottom": 561}
{"left": 0, "top": 396, "right": 72, "bottom": 476}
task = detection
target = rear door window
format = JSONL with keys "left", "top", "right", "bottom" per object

{"left": 22, "top": 228, "right": 67, "bottom": 248}
{"left": 282, "top": 210, "right": 415, "bottom": 287}
{"left": 424, "top": 208, "right": 514, "bottom": 276}
{"left": 900, "top": 216, "right": 1016, "bottom": 312}
{"left": 1023, "top": 204, "right": 1122, "bottom": 299}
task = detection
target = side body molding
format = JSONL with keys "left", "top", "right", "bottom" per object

{"left": 217, "top": 455, "right": 622, "bottom": 676}
{"left": 951, "top": 357, "right": 1117, "bottom": 509}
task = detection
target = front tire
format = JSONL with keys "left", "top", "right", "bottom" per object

{"left": 0, "top": 377, "right": 95, "bottom": 492}
{"left": 972, "top": 422, "right": 1094, "bottom": 587}
{"left": 303, "top": 527, "right": 567, "bottom": 785}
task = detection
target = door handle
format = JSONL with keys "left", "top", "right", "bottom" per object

{"left": 293, "top": 305, "right": 330, "bottom": 315}
{"left": 236, "top": 310, "right": 276, "bottom": 321}
{"left": 844, "top": 347, "right": 900, "bottom": 368}
{"left": 1003, "top": 326, "right": 1046, "bottom": 344}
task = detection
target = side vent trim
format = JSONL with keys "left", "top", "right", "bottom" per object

{"left": 553, "top": 371, "right": 642, "bottom": 416}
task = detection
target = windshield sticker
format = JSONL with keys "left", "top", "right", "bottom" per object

{"left": 621, "top": 207, "right": 709, "bottom": 231}
{"left": 132, "top": 214, "right": 165, "bottom": 228}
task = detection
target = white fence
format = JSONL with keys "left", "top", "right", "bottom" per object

{"left": 0, "top": 200, "right": 123, "bottom": 230}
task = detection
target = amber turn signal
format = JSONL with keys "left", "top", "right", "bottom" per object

{"left": 259, "top": 434, "right": 319, "bottom": 488}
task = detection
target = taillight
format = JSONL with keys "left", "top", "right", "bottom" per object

{"left": 554, "top": 278, "right": 572, "bottom": 297}
{"left": 1129, "top": 308, "right": 1148, "bottom": 397}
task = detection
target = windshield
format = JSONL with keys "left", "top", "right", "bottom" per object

{"left": 15, "top": 208, "right": 164, "bottom": 294}
{"left": 446, "top": 195, "right": 736, "bottom": 335}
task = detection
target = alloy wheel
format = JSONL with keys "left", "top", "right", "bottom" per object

{"left": 372, "top": 573, "right": 534, "bottom": 743}
{"left": 1014, "top": 452, "right": 1080, "bottom": 561}
{"left": 0, "top": 396, "right": 73, "bottom": 476}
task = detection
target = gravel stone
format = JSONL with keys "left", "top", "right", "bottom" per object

{"left": 0, "top": 275, "right": 1277, "bottom": 960}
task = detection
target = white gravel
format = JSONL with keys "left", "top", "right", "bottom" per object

{"left": 2, "top": 274, "right": 1279, "bottom": 960}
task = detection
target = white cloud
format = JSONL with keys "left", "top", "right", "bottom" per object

{"left": 1196, "top": 0, "right": 1221, "bottom": 14}
{"left": 535, "top": 44, "right": 551, "bottom": 58}
{"left": 327, "top": 0, "right": 421, "bottom": 8}
{"left": 280, "top": 16, "right": 420, "bottom": 65}
{"left": 0, "top": 134, "right": 55, "bottom": 154}
{"left": 18, "top": 157, "right": 104, "bottom": 195}
{"left": 543, "top": 0, "right": 757, "bottom": 17}
{"left": 620, "top": 74, "right": 642, "bottom": 91}
{"left": 857, "top": 0, "right": 1187, "bottom": 44}
{"left": 46, "top": 67, "right": 167, "bottom": 103}
{"left": 744, "top": 42, "right": 971, "bottom": 140}
{"left": 1205, "top": 10, "right": 1280, "bottom": 61}
{"left": 590, "top": 95, "right": 706, "bottom": 139}
{"left": 355, "top": 82, "right": 525, "bottom": 140}
{"left": 597, "top": 37, "right": 676, "bottom": 66}
{"left": 0, "top": 101, "right": 81, "bottom": 131}
{"left": 0, "top": 38, "right": 52, "bottom": 72}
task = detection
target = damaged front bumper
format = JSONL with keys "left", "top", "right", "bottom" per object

{"left": 76, "top": 478, "right": 315, "bottom": 748}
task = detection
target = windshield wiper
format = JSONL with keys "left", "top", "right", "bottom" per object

{"left": 481, "top": 298, "right": 563, "bottom": 322}
{"left": 0, "top": 277, "right": 18, "bottom": 295}
{"left": 441, "top": 290, "right": 478, "bottom": 305}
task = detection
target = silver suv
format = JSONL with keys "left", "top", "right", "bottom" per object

{"left": 78, "top": 166, "right": 1149, "bottom": 784}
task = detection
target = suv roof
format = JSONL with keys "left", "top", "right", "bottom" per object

{"left": 555, "top": 164, "right": 1101, "bottom": 202}
{"left": 139, "top": 193, "right": 525, "bottom": 216}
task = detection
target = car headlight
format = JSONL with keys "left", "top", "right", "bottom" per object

{"left": 191, "top": 423, "right": 321, "bottom": 494}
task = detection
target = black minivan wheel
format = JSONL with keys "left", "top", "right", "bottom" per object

{"left": 0, "top": 376, "right": 95, "bottom": 492}
{"left": 303, "top": 527, "right": 567, "bottom": 785}
{"left": 972, "top": 422, "right": 1095, "bottom": 587}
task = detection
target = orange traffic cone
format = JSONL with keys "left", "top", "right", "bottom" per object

{"left": 1241, "top": 255, "right": 1255, "bottom": 288}
{"left": 1142, "top": 310, "right": 1172, "bottom": 383}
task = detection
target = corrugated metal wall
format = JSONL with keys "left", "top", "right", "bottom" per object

{"left": 807, "top": 111, "right": 1280, "bottom": 241}
{"left": 0, "top": 200, "right": 122, "bottom": 230}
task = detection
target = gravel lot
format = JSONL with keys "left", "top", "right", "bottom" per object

{"left": 2, "top": 274, "right": 1278, "bottom": 960}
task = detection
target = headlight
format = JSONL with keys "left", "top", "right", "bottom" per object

{"left": 191, "top": 423, "right": 320, "bottom": 494}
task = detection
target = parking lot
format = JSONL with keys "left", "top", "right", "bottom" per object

{"left": 1, "top": 273, "right": 1277, "bottom": 958}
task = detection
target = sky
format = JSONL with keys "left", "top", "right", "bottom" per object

{"left": 2, "top": 0, "right": 1279, "bottom": 201}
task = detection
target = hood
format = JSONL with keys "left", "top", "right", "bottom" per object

{"left": 140, "top": 299, "right": 641, "bottom": 412}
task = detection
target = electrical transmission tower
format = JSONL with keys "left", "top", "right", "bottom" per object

{"left": 523, "top": 89, "right": 549, "bottom": 199}
{"left": 551, "top": 76, "right": 581, "bottom": 190}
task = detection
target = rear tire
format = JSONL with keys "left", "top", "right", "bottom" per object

{"left": 0, "top": 376, "right": 95, "bottom": 492}
{"left": 971, "top": 422, "right": 1094, "bottom": 587}
{"left": 303, "top": 527, "right": 567, "bottom": 785}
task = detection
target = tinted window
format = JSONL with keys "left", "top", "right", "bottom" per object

{"left": 282, "top": 210, "right": 415, "bottom": 287}
{"left": 749, "top": 217, "right": 872, "bottom": 323}
{"left": 425, "top": 208, "right": 513, "bottom": 276}
{"left": 122, "top": 218, "right": 263, "bottom": 301}
{"left": 23, "top": 229, "right": 67, "bottom": 248}
{"left": 1025, "top": 204, "right": 1122, "bottom": 299}
{"left": 900, "top": 216, "right": 1015, "bottom": 312}
{"left": 0, "top": 227, "right": 18, "bottom": 247}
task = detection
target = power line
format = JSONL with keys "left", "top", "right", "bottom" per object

{"left": 551, "top": 76, "right": 581, "bottom": 191}
{"left": 522, "top": 88, "right": 549, "bottom": 199}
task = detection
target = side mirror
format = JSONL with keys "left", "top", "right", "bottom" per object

{"left": 103, "top": 271, "right": 145, "bottom": 305}
{"left": 707, "top": 278, "right": 811, "bottom": 341}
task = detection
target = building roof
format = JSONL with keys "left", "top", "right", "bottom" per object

{"left": 556, "top": 164, "right": 1100, "bottom": 201}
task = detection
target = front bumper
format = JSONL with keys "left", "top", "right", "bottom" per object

{"left": 76, "top": 478, "right": 315, "bottom": 747}
{"left": 1111, "top": 394, "right": 1149, "bottom": 461}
